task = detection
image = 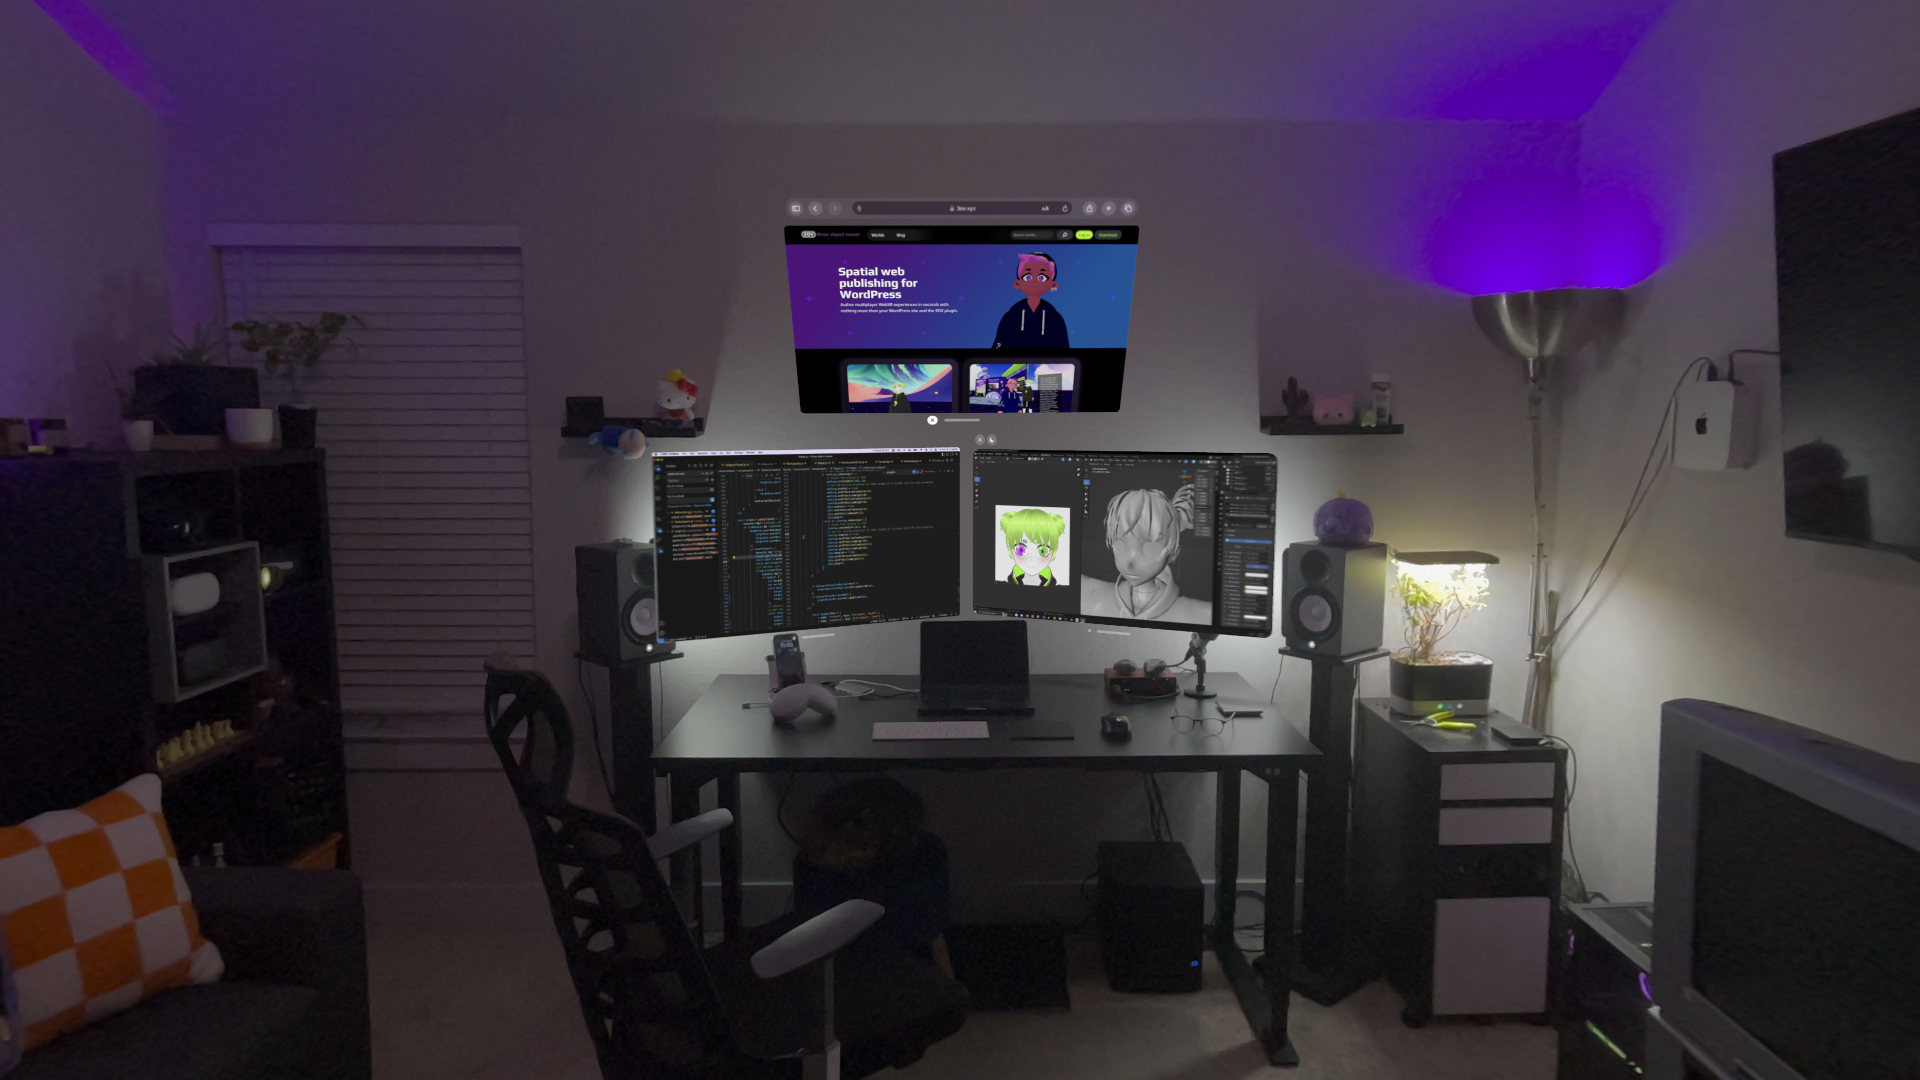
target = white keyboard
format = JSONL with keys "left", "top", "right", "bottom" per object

{"left": 872, "top": 720, "right": 990, "bottom": 741}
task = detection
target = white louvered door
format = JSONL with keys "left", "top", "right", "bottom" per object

{"left": 217, "top": 235, "right": 533, "bottom": 716}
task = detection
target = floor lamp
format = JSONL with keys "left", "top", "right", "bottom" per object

{"left": 1470, "top": 288, "right": 1626, "bottom": 730}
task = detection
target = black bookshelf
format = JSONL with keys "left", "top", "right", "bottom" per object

{"left": 0, "top": 449, "right": 350, "bottom": 868}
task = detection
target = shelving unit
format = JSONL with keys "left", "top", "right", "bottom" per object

{"left": 0, "top": 449, "right": 349, "bottom": 868}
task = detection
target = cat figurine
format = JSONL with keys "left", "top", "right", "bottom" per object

{"left": 1312, "top": 393, "right": 1355, "bottom": 426}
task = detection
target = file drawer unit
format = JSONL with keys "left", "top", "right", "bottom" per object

{"left": 1350, "top": 699, "right": 1568, "bottom": 1026}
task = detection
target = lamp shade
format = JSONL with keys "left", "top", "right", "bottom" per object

{"left": 1472, "top": 288, "right": 1626, "bottom": 362}
{"left": 1394, "top": 550, "right": 1500, "bottom": 566}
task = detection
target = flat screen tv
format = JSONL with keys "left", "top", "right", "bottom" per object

{"left": 1773, "top": 106, "right": 1920, "bottom": 559}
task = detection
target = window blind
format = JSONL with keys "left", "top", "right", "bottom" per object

{"left": 218, "top": 243, "right": 533, "bottom": 716}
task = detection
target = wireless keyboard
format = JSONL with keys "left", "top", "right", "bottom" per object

{"left": 872, "top": 720, "right": 990, "bottom": 741}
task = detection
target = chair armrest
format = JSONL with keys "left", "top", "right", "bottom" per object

{"left": 751, "top": 899, "right": 885, "bottom": 980}
{"left": 647, "top": 808, "right": 734, "bottom": 860}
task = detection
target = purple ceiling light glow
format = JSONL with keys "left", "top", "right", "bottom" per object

{"left": 31, "top": 0, "right": 173, "bottom": 113}
{"left": 1424, "top": 163, "right": 1583, "bottom": 296}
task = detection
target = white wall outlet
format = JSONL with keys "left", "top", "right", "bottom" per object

{"left": 1674, "top": 379, "right": 1758, "bottom": 470}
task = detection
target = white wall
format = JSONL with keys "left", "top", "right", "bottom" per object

{"left": 157, "top": 111, "right": 1567, "bottom": 908}
{"left": 0, "top": 3, "right": 168, "bottom": 446}
{"left": 1551, "top": 0, "right": 1920, "bottom": 901}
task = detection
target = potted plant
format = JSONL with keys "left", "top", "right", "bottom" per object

{"left": 133, "top": 323, "right": 260, "bottom": 444}
{"left": 230, "top": 312, "right": 363, "bottom": 449}
{"left": 111, "top": 374, "right": 167, "bottom": 452}
{"left": 1388, "top": 552, "right": 1498, "bottom": 717}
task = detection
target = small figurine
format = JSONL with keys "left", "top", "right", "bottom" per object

{"left": 587, "top": 424, "right": 647, "bottom": 461}
{"left": 1313, "top": 493, "right": 1375, "bottom": 547}
{"left": 658, "top": 368, "right": 700, "bottom": 425}
{"left": 1313, "top": 393, "right": 1355, "bottom": 427}
{"left": 1281, "top": 377, "right": 1311, "bottom": 419}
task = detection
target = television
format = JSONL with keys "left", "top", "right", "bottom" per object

{"left": 970, "top": 449, "right": 1278, "bottom": 636}
{"left": 1773, "top": 106, "right": 1920, "bottom": 559}
{"left": 786, "top": 225, "right": 1137, "bottom": 412}
{"left": 1650, "top": 699, "right": 1920, "bottom": 1080}
{"left": 651, "top": 447, "right": 961, "bottom": 641}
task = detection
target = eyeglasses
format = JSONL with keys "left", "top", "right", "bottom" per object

{"left": 1170, "top": 711, "right": 1228, "bottom": 737}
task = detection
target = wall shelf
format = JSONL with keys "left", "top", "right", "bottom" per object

{"left": 559, "top": 416, "right": 706, "bottom": 439}
{"left": 1262, "top": 416, "right": 1405, "bottom": 436}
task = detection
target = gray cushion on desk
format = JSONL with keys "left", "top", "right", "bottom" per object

{"left": 8, "top": 982, "right": 323, "bottom": 1080}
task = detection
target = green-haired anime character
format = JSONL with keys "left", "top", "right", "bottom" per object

{"left": 1001, "top": 507, "right": 1065, "bottom": 586}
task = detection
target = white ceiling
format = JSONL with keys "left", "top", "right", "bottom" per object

{"left": 79, "top": 0, "right": 1675, "bottom": 123}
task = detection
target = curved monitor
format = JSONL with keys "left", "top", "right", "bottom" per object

{"left": 971, "top": 450, "right": 1278, "bottom": 635}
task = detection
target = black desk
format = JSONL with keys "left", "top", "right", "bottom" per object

{"left": 653, "top": 671, "right": 1322, "bottom": 1067}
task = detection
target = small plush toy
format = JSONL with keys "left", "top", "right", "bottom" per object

{"left": 587, "top": 424, "right": 647, "bottom": 461}
{"left": 1313, "top": 493, "right": 1375, "bottom": 547}
{"left": 658, "top": 368, "right": 699, "bottom": 424}
{"left": 1313, "top": 393, "right": 1355, "bottom": 426}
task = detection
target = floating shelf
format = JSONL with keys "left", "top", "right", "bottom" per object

{"left": 1261, "top": 416, "right": 1405, "bottom": 436}
{"left": 559, "top": 416, "right": 707, "bottom": 439}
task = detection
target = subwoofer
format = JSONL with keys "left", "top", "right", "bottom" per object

{"left": 1281, "top": 541, "right": 1387, "bottom": 657}
{"left": 576, "top": 541, "right": 663, "bottom": 665}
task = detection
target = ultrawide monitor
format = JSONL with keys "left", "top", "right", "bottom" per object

{"left": 786, "top": 225, "right": 1138, "bottom": 412}
{"left": 971, "top": 450, "right": 1278, "bottom": 635}
{"left": 652, "top": 447, "right": 962, "bottom": 641}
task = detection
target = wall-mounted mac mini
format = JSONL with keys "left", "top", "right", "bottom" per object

{"left": 1674, "top": 377, "right": 1758, "bottom": 470}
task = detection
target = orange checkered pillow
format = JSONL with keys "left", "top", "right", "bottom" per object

{"left": 0, "top": 774, "right": 223, "bottom": 1057}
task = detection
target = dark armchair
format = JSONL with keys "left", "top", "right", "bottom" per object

{"left": 481, "top": 661, "right": 967, "bottom": 1080}
{"left": 10, "top": 866, "right": 370, "bottom": 1080}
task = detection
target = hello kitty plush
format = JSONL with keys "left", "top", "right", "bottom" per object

{"left": 657, "top": 369, "right": 699, "bottom": 425}
{"left": 1312, "top": 393, "right": 1355, "bottom": 426}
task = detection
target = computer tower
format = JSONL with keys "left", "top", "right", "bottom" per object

{"left": 575, "top": 541, "right": 663, "bottom": 665}
{"left": 1280, "top": 541, "right": 1387, "bottom": 657}
{"left": 1557, "top": 902, "right": 1654, "bottom": 1080}
{"left": 1097, "top": 841, "right": 1203, "bottom": 993}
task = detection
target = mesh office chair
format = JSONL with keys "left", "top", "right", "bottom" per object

{"left": 482, "top": 661, "right": 966, "bottom": 1080}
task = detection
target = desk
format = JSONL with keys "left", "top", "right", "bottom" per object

{"left": 653, "top": 671, "right": 1321, "bottom": 1067}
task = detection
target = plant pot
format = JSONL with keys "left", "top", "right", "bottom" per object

{"left": 225, "top": 407, "right": 277, "bottom": 449}
{"left": 123, "top": 419, "right": 155, "bottom": 452}
{"left": 1389, "top": 652, "right": 1493, "bottom": 717}
{"left": 135, "top": 364, "right": 260, "bottom": 436}
{"left": 277, "top": 404, "right": 317, "bottom": 449}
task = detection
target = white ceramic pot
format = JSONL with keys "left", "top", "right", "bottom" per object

{"left": 123, "top": 419, "right": 155, "bottom": 452}
{"left": 224, "top": 407, "right": 276, "bottom": 449}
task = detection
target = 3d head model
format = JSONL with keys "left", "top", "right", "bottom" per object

{"left": 1001, "top": 507, "right": 1065, "bottom": 586}
{"left": 1097, "top": 484, "right": 1197, "bottom": 619}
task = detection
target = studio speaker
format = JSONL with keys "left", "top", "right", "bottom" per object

{"left": 1281, "top": 541, "right": 1387, "bottom": 657}
{"left": 575, "top": 541, "right": 662, "bottom": 665}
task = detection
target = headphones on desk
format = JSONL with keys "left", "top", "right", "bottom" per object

{"left": 1108, "top": 657, "right": 1179, "bottom": 701}
{"left": 1111, "top": 658, "right": 1169, "bottom": 678}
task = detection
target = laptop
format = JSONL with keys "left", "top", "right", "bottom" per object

{"left": 918, "top": 620, "right": 1034, "bottom": 715}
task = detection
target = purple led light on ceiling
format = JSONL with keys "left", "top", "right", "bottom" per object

{"left": 31, "top": 0, "right": 174, "bottom": 114}
{"left": 1639, "top": 971, "right": 1654, "bottom": 1002}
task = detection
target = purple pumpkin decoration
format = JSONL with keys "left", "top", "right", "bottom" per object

{"left": 1313, "top": 494, "right": 1374, "bottom": 547}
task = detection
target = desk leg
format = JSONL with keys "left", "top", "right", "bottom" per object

{"left": 1213, "top": 768, "right": 1301, "bottom": 1067}
{"left": 1213, "top": 769, "right": 1241, "bottom": 938}
{"left": 717, "top": 772, "right": 743, "bottom": 940}
{"left": 1261, "top": 767, "right": 1300, "bottom": 1065}
{"left": 669, "top": 772, "right": 705, "bottom": 943}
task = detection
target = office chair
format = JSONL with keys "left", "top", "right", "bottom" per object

{"left": 482, "top": 661, "right": 967, "bottom": 1080}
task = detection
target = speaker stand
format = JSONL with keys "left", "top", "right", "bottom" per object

{"left": 578, "top": 649, "right": 683, "bottom": 833}
{"left": 1281, "top": 645, "right": 1389, "bottom": 1006}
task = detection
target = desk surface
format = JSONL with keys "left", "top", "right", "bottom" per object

{"left": 655, "top": 672, "right": 1320, "bottom": 773}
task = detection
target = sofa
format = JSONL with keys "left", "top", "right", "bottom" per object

{"left": 9, "top": 866, "right": 370, "bottom": 1080}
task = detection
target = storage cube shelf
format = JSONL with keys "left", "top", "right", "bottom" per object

{"left": 144, "top": 541, "right": 269, "bottom": 702}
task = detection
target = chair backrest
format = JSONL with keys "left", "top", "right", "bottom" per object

{"left": 482, "top": 664, "right": 741, "bottom": 1078}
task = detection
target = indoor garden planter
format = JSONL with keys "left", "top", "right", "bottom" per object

{"left": 232, "top": 312, "right": 363, "bottom": 453}
{"left": 1389, "top": 552, "right": 1499, "bottom": 716}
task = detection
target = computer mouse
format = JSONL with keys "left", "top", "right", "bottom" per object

{"left": 1101, "top": 713, "right": 1131, "bottom": 742}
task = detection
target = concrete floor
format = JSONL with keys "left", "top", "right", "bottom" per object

{"left": 367, "top": 887, "right": 1556, "bottom": 1080}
